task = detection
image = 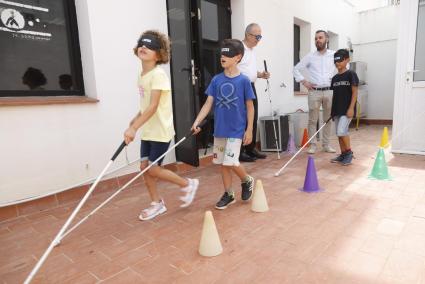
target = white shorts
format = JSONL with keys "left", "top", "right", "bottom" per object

{"left": 213, "top": 137, "right": 242, "bottom": 166}
{"left": 334, "top": 115, "right": 352, "bottom": 137}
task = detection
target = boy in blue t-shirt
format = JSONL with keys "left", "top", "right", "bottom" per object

{"left": 192, "top": 39, "right": 256, "bottom": 209}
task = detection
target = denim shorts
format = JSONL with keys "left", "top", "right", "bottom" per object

{"left": 334, "top": 115, "right": 352, "bottom": 137}
{"left": 140, "top": 140, "right": 171, "bottom": 166}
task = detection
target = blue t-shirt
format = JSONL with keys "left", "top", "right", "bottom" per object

{"left": 206, "top": 72, "right": 256, "bottom": 139}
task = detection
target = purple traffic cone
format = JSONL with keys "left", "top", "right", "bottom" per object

{"left": 300, "top": 156, "right": 322, "bottom": 193}
{"left": 286, "top": 133, "right": 296, "bottom": 155}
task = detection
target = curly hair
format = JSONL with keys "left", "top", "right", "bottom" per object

{"left": 133, "top": 30, "right": 171, "bottom": 64}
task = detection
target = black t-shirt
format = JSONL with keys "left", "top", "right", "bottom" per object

{"left": 331, "top": 70, "right": 359, "bottom": 117}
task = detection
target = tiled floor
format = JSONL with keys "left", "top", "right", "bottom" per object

{"left": 1, "top": 125, "right": 425, "bottom": 284}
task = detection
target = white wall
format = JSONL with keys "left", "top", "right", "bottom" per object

{"left": 230, "top": 0, "right": 357, "bottom": 117}
{"left": 352, "top": 0, "right": 391, "bottom": 12}
{"left": 352, "top": 6, "right": 399, "bottom": 119}
{"left": 0, "top": 0, "right": 400, "bottom": 205}
{"left": 0, "top": 0, "right": 171, "bottom": 205}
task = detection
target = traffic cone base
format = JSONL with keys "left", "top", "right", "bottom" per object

{"left": 199, "top": 211, "right": 223, "bottom": 257}
{"left": 286, "top": 133, "right": 296, "bottom": 155}
{"left": 251, "top": 180, "right": 269, "bottom": 213}
{"left": 368, "top": 148, "right": 392, "bottom": 180}
{"left": 300, "top": 156, "right": 323, "bottom": 193}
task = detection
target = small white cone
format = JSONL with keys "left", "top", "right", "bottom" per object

{"left": 251, "top": 180, "right": 269, "bottom": 213}
{"left": 199, "top": 211, "right": 223, "bottom": 257}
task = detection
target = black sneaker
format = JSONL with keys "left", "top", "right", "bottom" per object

{"left": 241, "top": 176, "right": 254, "bottom": 201}
{"left": 330, "top": 153, "right": 345, "bottom": 163}
{"left": 239, "top": 152, "right": 256, "bottom": 162}
{"left": 246, "top": 149, "right": 267, "bottom": 159}
{"left": 341, "top": 151, "right": 353, "bottom": 166}
{"left": 215, "top": 192, "right": 236, "bottom": 210}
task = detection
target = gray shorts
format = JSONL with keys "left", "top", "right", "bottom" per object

{"left": 334, "top": 115, "right": 352, "bottom": 137}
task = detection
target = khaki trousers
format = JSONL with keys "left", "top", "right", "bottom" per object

{"left": 307, "top": 90, "right": 333, "bottom": 146}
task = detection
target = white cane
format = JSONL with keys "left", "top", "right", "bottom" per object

{"left": 274, "top": 117, "right": 332, "bottom": 177}
{"left": 59, "top": 129, "right": 196, "bottom": 242}
{"left": 24, "top": 120, "right": 206, "bottom": 284}
{"left": 264, "top": 60, "right": 281, "bottom": 159}
{"left": 24, "top": 141, "right": 126, "bottom": 284}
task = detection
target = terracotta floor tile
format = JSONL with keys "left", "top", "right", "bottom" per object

{"left": 253, "top": 257, "right": 307, "bottom": 283}
{"left": 379, "top": 249, "right": 425, "bottom": 283}
{"left": 341, "top": 251, "right": 387, "bottom": 283}
{"left": 101, "top": 268, "right": 144, "bottom": 283}
{"left": 359, "top": 233, "right": 396, "bottom": 258}
{"left": 375, "top": 218, "right": 405, "bottom": 236}
{"left": 173, "top": 263, "right": 224, "bottom": 284}
{"left": 130, "top": 255, "right": 185, "bottom": 282}
{"left": 87, "top": 259, "right": 126, "bottom": 280}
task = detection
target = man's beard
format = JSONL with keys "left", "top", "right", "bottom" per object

{"left": 316, "top": 42, "right": 326, "bottom": 51}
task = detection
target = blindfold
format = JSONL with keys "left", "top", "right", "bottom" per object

{"left": 137, "top": 35, "right": 161, "bottom": 51}
{"left": 221, "top": 47, "right": 240, "bottom": 58}
{"left": 334, "top": 56, "right": 345, "bottom": 63}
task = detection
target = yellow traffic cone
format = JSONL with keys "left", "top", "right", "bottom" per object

{"left": 251, "top": 180, "right": 269, "bottom": 213}
{"left": 199, "top": 211, "right": 223, "bottom": 257}
{"left": 380, "top": 127, "right": 389, "bottom": 148}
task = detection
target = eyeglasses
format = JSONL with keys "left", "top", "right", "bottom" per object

{"left": 248, "top": 33, "right": 262, "bottom": 41}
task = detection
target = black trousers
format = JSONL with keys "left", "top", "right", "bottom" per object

{"left": 242, "top": 83, "right": 258, "bottom": 153}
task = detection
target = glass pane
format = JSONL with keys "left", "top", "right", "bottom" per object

{"left": 201, "top": 0, "right": 218, "bottom": 41}
{"left": 167, "top": 0, "right": 199, "bottom": 166}
{"left": 414, "top": 0, "right": 425, "bottom": 81}
{"left": 0, "top": 0, "right": 77, "bottom": 91}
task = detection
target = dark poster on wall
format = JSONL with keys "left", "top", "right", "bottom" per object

{"left": 0, "top": 0, "right": 83, "bottom": 95}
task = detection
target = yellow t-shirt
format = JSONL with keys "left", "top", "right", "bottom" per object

{"left": 138, "top": 66, "right": 175, "bottom": 142}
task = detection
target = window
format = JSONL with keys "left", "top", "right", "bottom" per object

{"left": 327, "top": 30, "right": 339, "bottom": 51}
{"left": 294, "top": 24, "right": 300, "bottom": 92}
{"left": 0, "top": 0, "right": 84, "bottom": 97}
{"left": 414, "top": 0, "right": 425, "bottom": 81}
{"left": 293, "top": 18, "right": 311, "bottom": 94}
{"left": 201, "top": 0, "right": 219, "bottom": 42}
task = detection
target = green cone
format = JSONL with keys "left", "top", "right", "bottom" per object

{"left": 368, "top": 148, "right": 391, "bottom": 180}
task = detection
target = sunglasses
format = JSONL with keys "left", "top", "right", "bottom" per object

{"left": 248, "top": 33, "right": 262, "bottom": 41}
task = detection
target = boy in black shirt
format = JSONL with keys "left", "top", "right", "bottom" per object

{"left": 330, "top": 49, "right": 359, "bottom": 165}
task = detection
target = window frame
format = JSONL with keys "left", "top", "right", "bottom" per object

{"left": 0, "top": 0, "right": 85, "bottom": 97}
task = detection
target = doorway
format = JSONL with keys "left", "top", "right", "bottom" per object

{"left": 166, "top": 0, "right": 231, "bottom": 166}
{"left": 393, "top": 0, "right": 425, "bottom": 155}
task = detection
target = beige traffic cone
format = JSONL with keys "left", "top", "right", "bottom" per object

{"left": 199, "top": 211, "right": 223, "bottom": 257}
{"left": 251, "top": 180, "right": 269, "bottom": 213}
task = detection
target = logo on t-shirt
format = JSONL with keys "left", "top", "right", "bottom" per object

{"left": 333, "top": 81, "right": 351, "bottom": 87}
{"left": 217, "top": 82, "right": 237, "bottom": 109}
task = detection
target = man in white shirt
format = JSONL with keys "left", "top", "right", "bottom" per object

{"left": 293, "top": 30, "right": 337, "bottom": 154}
{"left": 238, "top": 23, "right": 270, "bottom": 162}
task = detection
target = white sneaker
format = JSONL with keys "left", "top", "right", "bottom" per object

{"left": 307, "top": 144, "right": 317, "bottom": 154}
{"left": 323, "top": 145, "right": 336, "bottom": 153}
{"left": 179, "top": 178, "right": 199, "bottom": 208}
{"left": 139, "top": 199, "right": 167, "bottom": 221}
